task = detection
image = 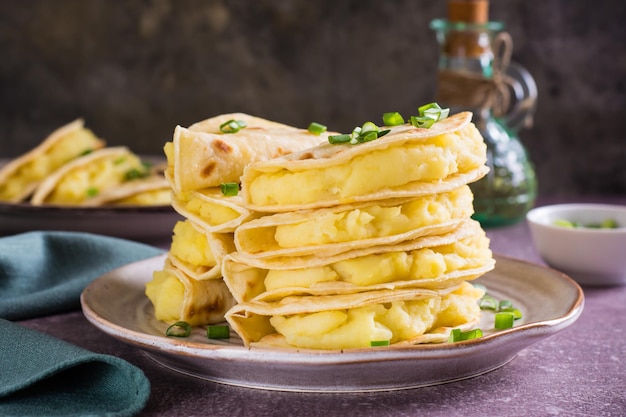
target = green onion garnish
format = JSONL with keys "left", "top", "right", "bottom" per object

{"left": 86, "top": 187, "right": 99, "bottom": 197}
{"left": 308, "top": 122, "right": 327, "bottom": 135}
{"left": 410, "top": 115, "right": 436, "bottom": 129}
{"left": 220, "top": 182, "right": 239, "bottom": 196}
{"left": 479, "top": 294, "right": 498, "bottom": 310}
{"left": 498, "top": 300, "right": 513, "bottom": 310}
{"left": 220, "top": 119, "right": 247, "bottom": 134}
{"left": 382, "top": 112, "right": 405, "bottom": 126}
{"left": 166, "top": 321, "right": 192, "bottom": 337}
{"left": 370, "top": 340, "right": 390, "bottom": 347}
{"left": 494, "top": 312, "right": 515, "bottom": 329}
{"left": 207, "top": 325, "right": 230, "bottom": 339}
{"left": 554, "top": 218, "right": 620, "bottom": 229}
{"left": 124, "top": 167, "right": 149, "bottom": 181}
{"left": 448, "top": 328, "right": 483, "bottom": 343}
{"left": 500, "top": 307, "right": 523, "bottom": 320}
{"left": 328, "top": 134, "right": 352, "bottom": 144}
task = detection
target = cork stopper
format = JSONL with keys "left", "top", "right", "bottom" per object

{"left": 448, "top": 0, "right": 489, "bottom": 24}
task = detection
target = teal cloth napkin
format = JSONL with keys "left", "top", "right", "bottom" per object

{"left": 0, "top": 231, "right": 163, "bottom": 320}
{"left": 0, "top": 231, "right": 164, "bottom": 416}
{"left": 0, "top": 318, "right": 151, "bottom": 417}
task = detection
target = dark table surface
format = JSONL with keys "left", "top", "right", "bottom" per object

{"left": 18, "top": 196, "right": 626, "bottom": 417}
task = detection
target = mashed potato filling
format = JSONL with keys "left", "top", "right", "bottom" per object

{"left": 45, "top": 152, "right": 145, "bottom": 204}
{"left": 170, "top": 220, "right": 216, "bottom": 267}
{"left": 270, "top": 187, "right": 472, "bottom": 249}
{"left": 0, "top": 129, "right": 101, "bottom": 200}
{"left": 145, "top": 269, "right": 185, "bottom": 322}
{"left": 112, "top": 188, "right": 172, "bottom": 206}
{"left": 178, "top": 190, "right": 242, "bottom": 227}
{"left": 263, "top": 234, "right": 490, "bottom": 291}
{"left": 269, "top": 282, "right": 482, "bottom": 349}
{"left": 248, "top": 130, "right": 483, "bottom": 207}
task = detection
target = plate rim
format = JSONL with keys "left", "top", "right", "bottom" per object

{"left": 80, "top": 253, "right": 584, "bottom": 390}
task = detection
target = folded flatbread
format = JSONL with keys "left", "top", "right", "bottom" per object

{"left": 225, "top": 281, "right": 484, "bottom": 349}
{"left": 146, "top": 258, "right": 237, "bottom": 326}
{"left": 31, "top": 146, "right": 151, "bottom": 205}
{"left": 167, "top": 219, "right": 235, "bottom": 280}
{"left": 234, "top": 185, "right": 474, "bottom": 259}
{"left": 241, "top": 112, "right": 488, "bottom": 212}
{"left": 223, "top": 219, "right": 493, "bottom": 303}
{"left": 0, "top": 119, "right": 105, "bottom": 202}
{"left": 165, "top": 113, "right": 332, "bottom": 194}
{"left": 171, "top": 185, "right": 253, "bottom": 233}
{"left": 82, "top": 175, "right": 171, "bottom": 206}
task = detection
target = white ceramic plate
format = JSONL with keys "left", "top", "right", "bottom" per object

{"left": 81, "top": 254, "right": 584, "bottom": 392}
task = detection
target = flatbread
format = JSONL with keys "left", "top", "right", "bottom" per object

{"left": 223, "top": 219, "right": 494, "bottom": 303}
{"left": 30, "top": 147, "right": 147, "bottom": 205}
{"left": 240, "top": 112, "right": 488, "bottom": 212}
{"left": 166, "top": 113, "right": 332, "bottom": 194}
{"left": 0, "top": 119, "right": 105, "bottom": 202}
{"left": 146, "top": 258, "right": 237, "bottom": 326}
{"left": 233, "top": 185, "right": 474, "bottom": 259}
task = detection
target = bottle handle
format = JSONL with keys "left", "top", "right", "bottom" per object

{"left": 503, "top": 61, "right": 538, "bottom": 132}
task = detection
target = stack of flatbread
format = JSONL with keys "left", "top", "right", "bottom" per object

{"left": 0, "top": 120, "right": 171, "bottom": 206}
{"left": 221, "top": 111, "right": 495, "bottom": 350}
{"left": 147, "top": 110, "right": 495, "bottom": 349}
{"left": 145, "top": 113, "right": 331, "bottom": 326}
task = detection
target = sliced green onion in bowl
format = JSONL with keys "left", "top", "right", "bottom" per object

{"left": 370, "top": 340, "right": 391, "bottom": 347}
{"left": 479, "top": 294, "right": 498, "bottom": 310}
{"left": 166, "top": 321, "right": 192, "bottom": 337}
{"left": 220, "top": 182, "right": 239, "bottom": 196}
{"left": 382, "top": 111, "right": 405, "bottom": 126}
{"left": 308, "top": 122, "right": 327, "bottom": 135}
{"left": 207, "top": 325, "right": 230, "bottom": 339}
{"left": 220, "top": 119, "right": 247, "bottom": 134}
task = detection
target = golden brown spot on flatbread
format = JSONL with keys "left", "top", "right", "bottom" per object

{"left": 202, "top": 161, "right": 217, "bottom": 177}
{"left": 298, "top": 152, "right": 314, "bottom": 161}
{"left": 212, "top": 139, "right": 233, "bottom": 154}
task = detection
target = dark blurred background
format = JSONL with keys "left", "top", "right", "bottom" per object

{"left": 1, "top": 0, "right": 625, "bottom": 197}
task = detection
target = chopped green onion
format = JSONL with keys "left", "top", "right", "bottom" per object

{"left": 410, "top": 115, "right": 436, "bottom": 129}
{"left": 79, "top": 149, "right": 93, "bottom": 157}
{"left": 361, "top": 131, "right": 378, "bottom": 142}
{"left": 370, "top": 340, "right": 390, "bottom": 347}
{"left": 448, "top": 328, "right": 483, "bottom": 343}
{"left": 308, "top": 122, "right": 327, "bottom": 135}
{"left": 500, "top": 307, "right": 523, "bottom": 320}
{"left": 124, "top": 167, "right": 149, "bottom": 181}
{"left": 378, "top": 129, "right": 391, "bottom": 138}
{"left": 494, "top": 312, "right": 515, "bottom": 329}
{"left": 553, "top": 219, "right": 575, "bottom": 228}
{"left": 328, "top": 134, "right": 352, "bottom": 144}
{"left": 207, "top": 325, "right": 230, "bottom": 339}
{"left": 382, "top": 112, "right": 405, "bottom": 126}
{"left": 113, "top": 156, "right": 127, "bottom": 165}
{"left": 86, "top": 187, "right": 99, "bottom": 197}
{"left": 220, "top": 182, "right": 239, "bottom": 196}
{"left": 360, "top": 121, "right": 379, "bottom": 134}
{"left": 498, "top": 300, "right": 513, "bottom": 310}
{"left": 601, "top": 218, "right": 619, "bottom": 228}
{"left": 166, "top": 321, "right": 192, "bottom": 337}
{"left": 479, "top": 294, "right": 498, "bottom": 310}
{"left": 417, "top": 102, "right": 441, "bottom": 115}
{"left": 220, "top": 119, "right": 247, "bottom": 134}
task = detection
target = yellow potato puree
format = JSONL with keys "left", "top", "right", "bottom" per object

{"left": 145, "top": 269, "right": 185, "bottom": 322}
{"left": 272, "top": 187, "right": 472, "bottom": 249}
{"left": 44, "top": 153, "right": 145, "bottom": 204}
{"left": 176, "top": 190, "right": 242, "bottom": 227}
{"left": 264, "top": 234, "right": 490, "bottom": 290}
{"left": 269, "top": 282, "right": 483, "bottom": 349}
{"left": 247, "top": 130, "right": 483, "bottom": 207}
{"left": 170, "top": 220, "right": 217, "bottom": 268}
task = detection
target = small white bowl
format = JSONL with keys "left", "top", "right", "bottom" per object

{"left": 526, "top": 203, "right": 626, "bottom": 286}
